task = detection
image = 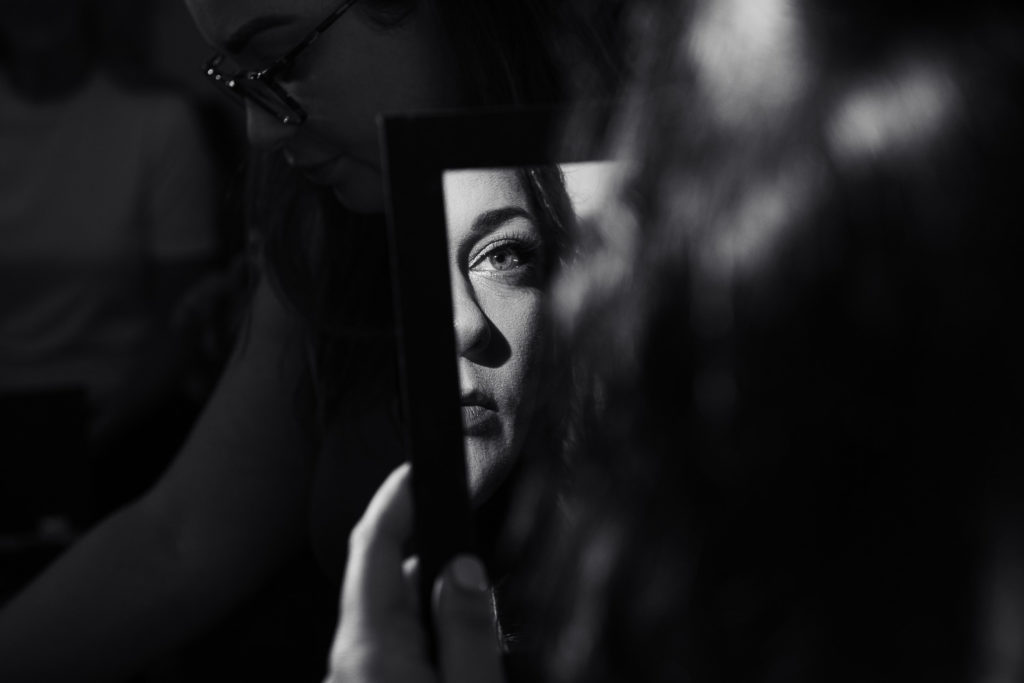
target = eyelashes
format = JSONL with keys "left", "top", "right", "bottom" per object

{"left": 468, "top": 232, "right": 546, "bottom": 285}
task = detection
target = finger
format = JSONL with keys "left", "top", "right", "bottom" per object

{"left": 341, "top": 463, "right": 415, "bottom": 627}
{"left": 434, "top": 555, "right": 506, "bottom": 683}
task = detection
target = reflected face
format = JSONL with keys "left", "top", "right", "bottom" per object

{"left": 444, "top": 169, "right": 550, "bottom": 503}
{"left": 185, "top": 0, "right": 463, "bottom": 213}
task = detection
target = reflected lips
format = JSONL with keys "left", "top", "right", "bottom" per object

{"left": 461, "top": 391, "right": 499, "bottom": 437}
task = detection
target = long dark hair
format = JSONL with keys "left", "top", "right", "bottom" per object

{"left": 515, "top": 2, "right": 1024, "bottom": 682}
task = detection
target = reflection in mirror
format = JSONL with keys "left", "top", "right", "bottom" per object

{"left": 441, "top": 162, "right": 620, "bottom": 506}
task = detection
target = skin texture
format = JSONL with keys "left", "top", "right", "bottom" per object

{"left": 184, "top": 0, "right": 464, "bottom": 213}
{"left": 444, "top": 169, "right": 549, "bottom": 504}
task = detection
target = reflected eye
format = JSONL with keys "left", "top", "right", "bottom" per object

{"left": 468, "top": 236, "right": 544, "bottom": 285}
{"left": 482, "top": 246, "right": 522, "bottom": 271}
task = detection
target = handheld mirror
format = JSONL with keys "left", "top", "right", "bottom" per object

{"left": 380, "top": 105, "right": 617, "bottom": 661}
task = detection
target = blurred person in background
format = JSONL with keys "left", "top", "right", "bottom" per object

{"left": 324, "top": 0, "right": 1024, "bottom": 682}
{"left": 0, "top": 0, "right": 220, "bottom": 592}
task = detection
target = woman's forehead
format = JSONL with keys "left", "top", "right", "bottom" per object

{"left": 446, "top": 170, "right": 527, "bottom": 206}
{"left": 444, "top": 169, "right": 530, "bottom": 229}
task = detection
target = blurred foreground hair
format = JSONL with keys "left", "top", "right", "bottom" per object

{"left": 514, "top": 1, "right": 1024, "bottom": 681}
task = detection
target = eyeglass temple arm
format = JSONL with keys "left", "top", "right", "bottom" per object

{"left": 266, "top": 0, "right": 361, "bottom": 75}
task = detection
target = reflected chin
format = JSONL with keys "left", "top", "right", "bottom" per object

{"left": 464, "top": 435, "right": 516, "bottom": 507}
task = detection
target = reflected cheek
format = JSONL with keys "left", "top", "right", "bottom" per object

{"left": 485, "top": 293, "right": 545, "bottom": 406}
{"left": 464, "top": 292, "right": 545, "bottom": 503}
{"left": 479, "top": 285, "right": 543, "bottom": 344}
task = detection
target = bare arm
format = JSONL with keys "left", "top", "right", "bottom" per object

{"left": 89, "top": 259, "right": 213, "bottom": 446}
{"left": 0, "top": 279, "right": 314, "bottom": 682}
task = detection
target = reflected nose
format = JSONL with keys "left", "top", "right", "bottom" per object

{"left": 245, "top": 102, "right": 297, "bottom": 150}
{"left": 452, "top": 274, "right": 491, "bottom": 359}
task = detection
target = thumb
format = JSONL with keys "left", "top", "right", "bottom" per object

{"left": 433, "top": 555, "right": 506, "bottom": 683}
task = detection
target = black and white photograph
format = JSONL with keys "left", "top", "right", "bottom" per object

{"left": 2, "top": 1, "right": 1022, "bottom": 681}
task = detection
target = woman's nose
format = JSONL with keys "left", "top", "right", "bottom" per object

{"left": 245, "top": 102, "right": 297, "bottom": 150}
{"left": 452, "top": 276, "right": 491, "bottom": 359}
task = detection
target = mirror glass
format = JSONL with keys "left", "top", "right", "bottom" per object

{"left": 440, "top": 161, "right": 619, "bottom": 504}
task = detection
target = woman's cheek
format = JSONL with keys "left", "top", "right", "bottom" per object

{"left": 502, "top": 296, "right": 548, "bottom": 418}
{"left": 494, "top": 291, "right": 543, "bottom": 361}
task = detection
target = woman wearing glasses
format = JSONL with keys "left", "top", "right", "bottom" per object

{"left": 0, "top": 1, "right": 608, "bottom": 680}
{"left": 196, "top": 0, "right": 461, "bottom": 213}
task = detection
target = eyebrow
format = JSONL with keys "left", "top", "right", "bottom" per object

{"left": 469, "top": 207, "right": 534, "bottom": 237}
{"left": 224, "top": 14, "right": 299, "bottom": 55}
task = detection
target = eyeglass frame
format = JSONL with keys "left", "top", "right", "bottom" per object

{"left": 203, "top": 0, "right": 360, "bottom": 125}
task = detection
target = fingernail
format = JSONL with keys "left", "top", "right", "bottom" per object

{"left": 450, "top": 554, "right": 489, "bottom": 593}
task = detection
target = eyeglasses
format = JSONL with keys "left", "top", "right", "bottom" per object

{"left": 203, "top": 0, "right": 359, "bottom": 125}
